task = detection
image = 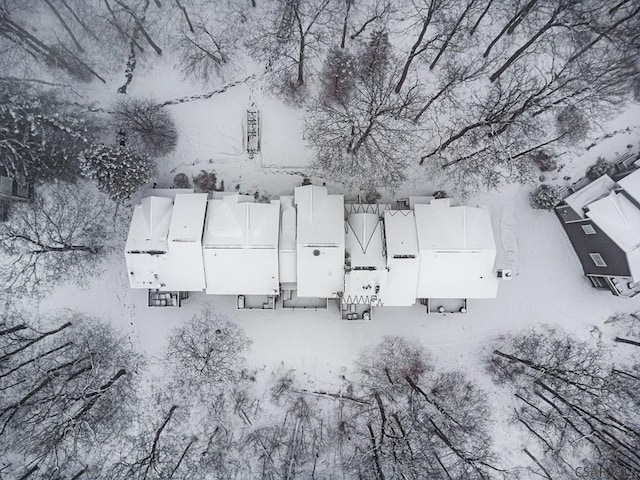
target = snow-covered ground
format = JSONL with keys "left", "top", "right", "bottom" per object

{"left": 36, "top": 66, "right": 640, "bottom": 386}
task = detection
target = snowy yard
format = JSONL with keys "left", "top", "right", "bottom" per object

{"left": 2, "top": 1, "right": 640, "bottom": 478}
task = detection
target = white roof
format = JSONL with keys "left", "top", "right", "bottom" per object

{"left": 414, "top": 202, "right": 498, "bottom": 298}
{"left": 295, "top": 186, "right": 344, "bottom": 246}
{"left": 203, "top": 196, "right": 280, "bottom": 248}
{"left": 168, "top": 194, "right": 208, "bottom": 242}
{"left": 587, "top": 191, "right": 640, "bottom": 281}
{"left": 295, "top": 186, "right": 345, "bottom": 298}
{"left": 565, "top": 175, "right": 616, "bottom": 218}
{"left": 203, "top": 196, "right": 280, "bottom": 295}
{"left": 343, "top": 269, "right": 386, "bottom": 305}
{"left": 296, "top": 245, "right": 345, "bottom": 297}
{"left": 125, "top": 196, "right": 173, "bottom": 253}
{"left": 141, "top": 188, "right": 194, "bottom": 199}
{"left": 384, "top": 210, "right": 419, "bottom": 257}
{"left": 345, "top": 213, "right": 385, "bottom": 268}
{"left": 125, "top": 193, "right": 206, "bottom": 291}
{"left": 618, "top": 168, "right": 640, "bottom": 204}
{"left": 279, "top": 196, "right": 297, "bottom": 284}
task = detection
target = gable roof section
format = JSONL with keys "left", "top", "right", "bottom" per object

{"left": 346, "top": 212, "right": 385, "bottom": 268}
{"left": 126, "top": 196, "right": 174, "bottom": 253}
{"left": 203, "top": 195, "right": 280, "bottom": 248}
{"left": 565, "top": 175, "right": 616, "bottom": 218}
{"left": 294, "top": 186, "right": 345, "bottom": 297}
{"left": 618, "top": 168, "right": 640, "bottom": 204}
{"left": 295, "top": 185, "right": 344, "bottom": 246}
{"left": 414, "top": 201, "right": 498, "bottom": 298}
{"left": 168, "top": 193, "right": 208, "bottom": 242}
{"left": 587, "top": 190, "right": 640, "bottom": 281}
{"left": 202, "top": 195, "right": 281, "bottom": 295}
{"left": 125, "top": 192, "right": 207, "bottom": 291}
{"left": 384, "top": 210, "right": 419, "bottom": 257}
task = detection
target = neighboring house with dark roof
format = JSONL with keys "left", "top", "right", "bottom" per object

{"left": 555, "top": 168, "right": 640, "bottom": 298}
{"left": 0, "top": 167, "right": 33, "bottom": 221}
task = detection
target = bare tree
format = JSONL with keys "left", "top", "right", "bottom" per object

{"left": 0, "top": 182, "right": 117, "bottom": 297}
{"left": 113, "top": 97, "right": 178, "bottom": 156}
{"left": 251, "top": 0, "right": 333, "bottom": 93}
{"left": 0, "top": 312, "right": 142, "bottom": 479}
{"left": 487, "top": 328, "right": 640, "bottom": 480}
{"left": 165, "top": 310, "right": 252, "bottom": 400}
{"left": 347, "top": 336, "right": 506, "bottom": 479}
{"left": 307, "top": 33, "right": 423, "bottom": 188}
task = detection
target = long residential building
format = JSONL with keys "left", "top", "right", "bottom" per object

{"left": 125, "top": 185, "right": 503, "bottom": 313}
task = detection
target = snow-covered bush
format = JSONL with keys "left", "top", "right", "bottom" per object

{"left": 586, "top": 157, "right": 615, "bottom": 180}
{"left": 173, "top": 173, "right": 190, "bottom": 189}
{"left": 113, "top": 98, "right": 178, "bottom": 157}
{"left": 556, "top": 106, "right": 590, "bottom": 144}
{"left": 192, "top": 169, "right": 220, "bottom": 193}
{"left": 321, "top": 46, "right": 357, "bottom": 102}
{"left": 531, "top": 150, "right": 558, "bottom": 172}
{"left": 80, "top": 144, "right": 154, "bottom": 200}
{"left": 530, "top": 184, "right": 562, "bottom": 209}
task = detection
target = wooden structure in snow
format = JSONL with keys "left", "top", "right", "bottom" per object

{"left": 246, "top": 105, "right": 260, "bottom": 158}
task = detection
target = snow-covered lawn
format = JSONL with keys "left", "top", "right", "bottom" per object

{"left": 37, "top": 74, "right": 640, "bottom": 385}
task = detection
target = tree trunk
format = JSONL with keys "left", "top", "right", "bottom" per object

{"left": 395, "top": 18, "right": 430, "bottom": 93}
{"left": 522, "top": 448, "right": 554, "bottom": 480}
{"left": 113, "top": 0, "right": 163, "bottom": 55}
{"left": 489, "top": 18, "right": 556, "bottom": 82}
{"left": 483, "top": 0, "right": 538, "bottom": 58}
{"left": 174, "top": 0, "right": 194, "bottom": 33}
{"left": 340, "top": 0, "right": 352, "bottom": 48}
{"left": 42, "top": 0, "right": 84, "bottom": 51}
{"left": 368, "top": 423, "right": 385, "bottom": 480}
{"left": 430, "top": 0, "right": 477, "bottom": 70}
{"left": 0, "top": 322, "right": 72, "bottom": 362}
{"left": 470, "top": 0, "right": 494, "bottom": 36}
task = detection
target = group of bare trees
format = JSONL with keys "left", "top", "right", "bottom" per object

{"left": 3, "top": 305, "right": 638, "bottom": 479}
{"left": 487, "top": 326, "right": 640, "bottom": 480}
{"left": 0, "top": 310, "right": 142, "bottom": 479}
{"left": 2, "top": 0, "right": 637, "bottom": 192}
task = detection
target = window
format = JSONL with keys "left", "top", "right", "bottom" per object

{"left": 581, "top": 224, "right": 596, "bottom": 235}
{"left": 589, "top": 253, "right": 607, "bottom": 267}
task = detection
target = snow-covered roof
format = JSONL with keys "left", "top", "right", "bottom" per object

{"left": 618, "top": 168, "right": 640, "bottom": 204}
{"left": 295, "top": 186, "right": 345, "bottom": 298}
{"left": 565, "top": 175, "right": 616, "bottom": 218}
{"left": 125, "top": 193, "right": 207, "bottom": 291}
{"left": 126, "top": 196, "right": 174, "bottom": 253}
{"left": 279, "top": 196, "right": 297, "bottom": 284}
{"left": 343, "top": 269, "right": 387, "bottom": 305}
{"left": 345, "top": 213, "right": 385, "bottom": 268}
{"left": 203, "top": 195, "right": 280, "bottom": 248}
{"left": 203, "top": 195, "right": 281, "bottom": 295}
{"left": 414, "top": 201, "right": 498, "bottom": 299}
{"left": 381, "top": 210, "right": 420, "bottom": 306}
{"left": 384, "top": 210, "right": 419, "bottom": 257}
{"left": 295, "top": 186, "right": 344, "bottom": 246}
{"left": 587, "top": 191, "right": 640, "bottom": 281}
{"left": 168, "top": 194, "right": 208, "bottom": 242}
{"left": 141, "top": 188, "right": 194, "bottom": 199}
